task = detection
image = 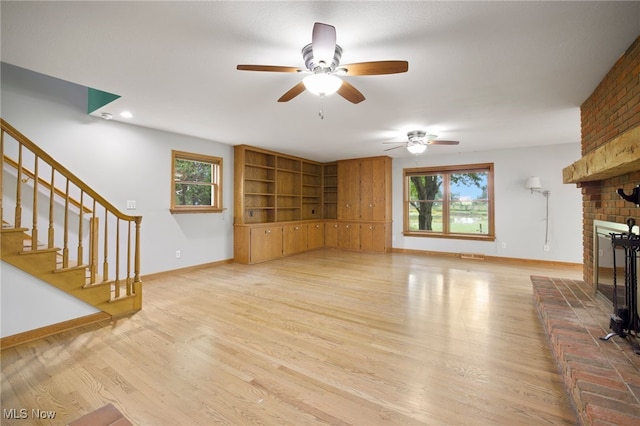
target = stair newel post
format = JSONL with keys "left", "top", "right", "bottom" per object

{"left": 102, "top": 206, "right": 109, "bottom": 282}
{"left": 77, "top": 190, "right": 84, "bottom": 266}
{"left": 48, "top": 167, "right": 55, "bottom": 248}
{"left": 62, "top": 178, "right": 70, "bottom": 268}
{"left": 15, "top": 144, "right": 23, "bottom": 228}
{"left": 134, "top": 216, "right": 141, "bottom": 287}
{"left": 1, "top": 127, "right": 4, "bottom": 225}
{"left": 126, "top": 220, "right": 132, "bottom": 296}
{"left": 114, "top": 218, "right": 121, "bottom": 299}
{"left": 30, "top": 156, "right": 39, "bottom": 249}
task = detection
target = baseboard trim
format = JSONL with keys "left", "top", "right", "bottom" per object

{"left": 142, "top": 258, "right": 234, "bottom": 282}
{"left": 1, "top": 312, "right": 111, "bottom": 350}
{"left": 391, "top": 248, "right": 582, "bottom": 269}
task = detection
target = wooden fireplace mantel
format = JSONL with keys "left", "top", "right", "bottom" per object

{"left": 563, "top": 125, "right": 640, "bottom": 184}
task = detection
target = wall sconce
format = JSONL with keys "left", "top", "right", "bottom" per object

{"left": 525, "top": 176, "right": 551, "bottom": 248}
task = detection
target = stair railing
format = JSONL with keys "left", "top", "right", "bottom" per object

{"left": 1, "top": 118, "right": 142, "bottom": 302}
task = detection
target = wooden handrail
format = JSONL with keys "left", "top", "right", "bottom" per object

{"left": 3, "top": 155, "right": 92, "bottom": 214}
{"left": 1, "top": 118, "right": 143, "bottom": 311}
{"left": 0, "top": 118, "right": 139, "bottom": 222}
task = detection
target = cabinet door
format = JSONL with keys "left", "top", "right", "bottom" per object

{"left": 360, "top": 223, "right": 387, "bottom": 252}
{"left": 337, "top": 160, "right": 360, "bottom": 220}
{"left": 325, "top": 221, "right": 339, "bottom": 248}
{"left": 283, "top": 223, "right": 308, "bottom": 256}
{"left": 307, "top": 222, "right": 325, "bottom": 250}
{"left": 338, "top": 222, "right": 360, "bottom": 250}
{"left": 360, "top": 157, "right": 389, "bottom": 222}
{"left": 250, "top": 225, "right": 283, "bottom": 263}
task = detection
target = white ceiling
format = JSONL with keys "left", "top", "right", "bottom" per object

{"left": 2, "top": 1, "right": 639, "bottom": 162}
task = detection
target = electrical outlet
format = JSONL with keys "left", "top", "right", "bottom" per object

{"left": 176, "top": 250, "right": 181, "bottom": 259}
{"left": 543, "top": 244, "right": 550, "bottom": 252}
{"left": 126, "top": 200, "right": 136, "bottom": 210}
{"left": 501, "top": 242, "right": 507, "bottom": 249}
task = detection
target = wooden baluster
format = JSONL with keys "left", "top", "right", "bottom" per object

{"left": 30, "top": 156, "right": 39, "bottom": 250}
{"left": 62, "top": 178, "right": 70, "bottom": 268}
{"left": 89, "top": 200, "right": 98, "bottom": 284}
{"left": 15, "top": 145, "right": 22, "bottom": 228}
{"left": 77, "top": 190, "right": 84, "bottom": 266}
{"left": 102, "top": 207, "right": 109, "bottom": 282}
{"left": 114, "top": 218, "right": 120, "bottom": 298}
{"left": 48, "top": 168, "right": 55, "bottom": 248}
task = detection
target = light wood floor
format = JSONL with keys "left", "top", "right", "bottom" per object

{"left": 1, "top": 250, "right": 582, "bottom": 425}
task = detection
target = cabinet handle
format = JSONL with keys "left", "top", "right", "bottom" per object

{"left": 346, "top": 225, "right": 350, "bottom": 229}
{"left": 369, "top": 203, "right": 373, "bottom": 208}
{"left": 333, "top": 224, "right": 338, "bottom": 228}
{"left": 315, "top": 224, "right": 320, "bottom": 228}
{"left": 294, "top": 226, "right": 299, "bottom": 231}
{"left": 369, "top": 226, "right": 374, "bottom": 230}
{"left": 265, "top": 230, "right": 271, "bottom": 234}
{"left": 346, "top": 203, "right": 350, "bottom": 208}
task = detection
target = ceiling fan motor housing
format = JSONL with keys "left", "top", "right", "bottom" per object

{"left": 407, "top": 130, "right": 426, "bottom": 143}
{"left": 302, "top": 43, "right": 343, "bottom": 72}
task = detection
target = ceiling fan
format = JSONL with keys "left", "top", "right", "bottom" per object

{"left": 236, "top": 22, "right": 408, "bottom": 104}
{"left": 384, "top": 130, "right": 460, "bottom": 154}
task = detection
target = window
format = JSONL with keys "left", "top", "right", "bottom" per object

{"left": 171, "top": 150, "right": 222, "bottom": 213}
{"left": 403, "top": 163, "right": 494, "bottom": 240}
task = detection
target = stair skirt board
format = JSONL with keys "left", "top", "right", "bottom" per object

{"left": 0, "top": 312, "right": 111, "bottom": 349}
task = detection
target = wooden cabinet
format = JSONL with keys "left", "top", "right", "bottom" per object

{"left": 234, "top": 224, "right": 283, "bottom": 264}
{"left": 234, "top": 146, "right": 393, "bottom": 262}
{"left": 283, "top": 223, "right": 307, "bottom": 256}
{"left": 235, "top": 220, "right": 324, "bottom": 264}
{"left": 338, "top": 222, "right": 360, "bottom": 250}
{"left": 307, "top": 221, "right": 325, "bottom": 250}
{"left": 335, "top": 156, "right": 392, "bottom": 253}
{"left": 325, "top": 221, "right": 339, "bottom": 248}
{"left": 360, "top": 222, "right": 389, "bottom": 252}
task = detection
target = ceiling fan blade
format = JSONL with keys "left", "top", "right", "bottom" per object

{"left": 237, "top": 65, "right": 302, "bottom": 73}
{"left": 277, "top": 82, "right": 306, "bottom": 102}
{"left": 428, "top": 140, "right": 460, "bottom": 145}
{"left": 384, "top": 145, "right": 405, "bottom": 152}
{"left": 337, "top": 80, "right": 365, "bottom": 104}
{"left": 340, "top": 61, "right": 409, "bottom": 76}
{"left": 312, "top": 23, "right": 337, "bottom": 65}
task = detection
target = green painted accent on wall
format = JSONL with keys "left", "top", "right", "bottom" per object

{"left": 87, "top": 88, "right": 121, "bottom": 114}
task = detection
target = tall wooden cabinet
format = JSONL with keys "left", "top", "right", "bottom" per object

{"left": 234, "top": 146, "right": 392, "bottom": 264}
{"left": 336, "top": 156, "right": 392, "bottom": 253}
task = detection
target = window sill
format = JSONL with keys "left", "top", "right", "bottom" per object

{"left": 403, "top": 231, "right": 496, "bottom": 242}
{"left": 170, "top": 207, "right": 225, "bottom": 214}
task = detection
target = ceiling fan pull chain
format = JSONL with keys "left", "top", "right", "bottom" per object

{"left": 318, "top": 95, "right": 325, "bottom": 120}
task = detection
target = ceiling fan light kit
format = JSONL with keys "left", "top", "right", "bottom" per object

{"left": 406, "top": 141, "right": 427, "bottom": 155}
{"left": 302, "top": 73, "right": 343, "bottom": 96}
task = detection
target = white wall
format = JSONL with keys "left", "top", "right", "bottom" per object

{"left": 391, "top": 143, "right": 583, "bottom": 263}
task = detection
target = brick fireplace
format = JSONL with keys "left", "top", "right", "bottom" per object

{"left": 563, "top": 35, "right": 640, "bottom": 296}
{"left": 538, "top": 35, "right": 640, "bottom": 424}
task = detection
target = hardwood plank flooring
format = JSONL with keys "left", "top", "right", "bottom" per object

{"left": 1, "top": 250, "right": 582, "bottom": 425}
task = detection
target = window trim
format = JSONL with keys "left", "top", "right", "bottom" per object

{"left": 403, "top": 162, "right": 495, "bottom": 241}
{"left": 170, "top": 150, "right": 223, "bottom": 214}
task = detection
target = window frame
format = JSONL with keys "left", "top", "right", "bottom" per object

{"left": 403, "top": 162, "right": 495, "bottom": 241}
{"left": 170, "top": 150, "right": 223, "bottom": 214}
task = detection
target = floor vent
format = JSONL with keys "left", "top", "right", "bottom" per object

{"left": 460, "top": 253, "right": 485, "bottom": 260}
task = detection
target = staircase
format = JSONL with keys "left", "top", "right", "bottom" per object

{"left": 1, "top": 118, "right": 142, "bottom": 324}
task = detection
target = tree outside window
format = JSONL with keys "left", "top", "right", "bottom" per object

{"left": 171, "top": 150, "right": 222, "bottom": 213}
{"left": 404, "top": 163, "right": 494, "bottom": 240}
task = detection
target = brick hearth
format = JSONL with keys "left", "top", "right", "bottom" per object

{"left": 532, "top": 276, "right": 640, "bottom": 425}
